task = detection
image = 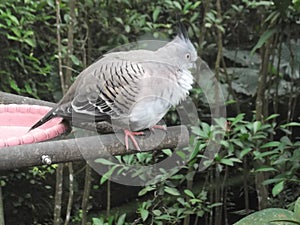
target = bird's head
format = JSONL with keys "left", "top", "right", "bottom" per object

{"left": 157, "top": 23, "right": 198, "bottom": 70}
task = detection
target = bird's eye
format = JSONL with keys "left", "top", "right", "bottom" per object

{"left": 186, "top": 53, "right": 191, "bottom": 60}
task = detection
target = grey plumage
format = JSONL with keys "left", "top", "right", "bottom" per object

{"left": 30, "top": 25, "right": 198, "bottom": 150}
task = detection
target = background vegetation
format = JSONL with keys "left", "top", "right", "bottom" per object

{"left": 0, "top": 0, "right": 299, "bottom": 224}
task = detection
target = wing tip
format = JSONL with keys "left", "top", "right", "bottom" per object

{"left": 28, "top": 108, "right": 57, "bottom": 132}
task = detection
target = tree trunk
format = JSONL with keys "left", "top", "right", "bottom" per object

{"left": 255, "top": 43, "right": 271, "bottom": 210}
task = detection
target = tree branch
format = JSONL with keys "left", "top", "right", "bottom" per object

{"left": 0, "top": 126, "right": 189, "bottom": 170}
{"left": 0, "top": 91, "right": 55, "bottom": 107}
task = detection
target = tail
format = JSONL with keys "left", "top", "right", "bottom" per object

{"left": 29, "top": 108, "right": 57, "bottom": 131}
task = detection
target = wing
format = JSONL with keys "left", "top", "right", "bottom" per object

{"left": 59, "top": 59, "right": 145, "bottom": 121}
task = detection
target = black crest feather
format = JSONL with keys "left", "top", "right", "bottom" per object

{"left": 177, "top": 21, "right": 189, "bottom": 41}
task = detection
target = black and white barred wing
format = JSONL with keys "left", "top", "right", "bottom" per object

{"left": 70, "top": 59, "right": 145, "bottom": 120}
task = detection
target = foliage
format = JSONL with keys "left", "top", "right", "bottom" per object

{"left": 0, "top": 0, "right": 299, "bottom": 224}
{"left": 0, "top": 0, "right": 56, "bottom": 99}
{"left": 234, "top": 197, "right": 300, "bottom": 225}
{"left": 92, "top": 113, "right": 299, "bottom": 224}
{"left": 0, "top": 166, "right": 56, "bottom": 224}
{"left": 92, "top": 213, "right": 127, "bottom": 225}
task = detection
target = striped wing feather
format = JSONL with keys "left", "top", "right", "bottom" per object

{"left": 66, "top": 59, "right": 144, "bottom": 121}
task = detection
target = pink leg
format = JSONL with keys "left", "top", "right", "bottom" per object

{"left": 149, "top": 125, "right": 167, "bottom": 132}
{"left": 123, "top": 129, "right": 144, "bottom": 151}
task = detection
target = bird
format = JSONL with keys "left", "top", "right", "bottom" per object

{"left": 29, "top": 24, "right": 198, "bottom": 151}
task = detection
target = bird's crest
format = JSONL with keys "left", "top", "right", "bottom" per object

{"left": 176, "top": 21, "right": 189, "bottom": 41}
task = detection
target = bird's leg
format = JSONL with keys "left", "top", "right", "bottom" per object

{"left": 123, "top": 129, "right": 144, "bottom": 151}
{"left": 149, "top": 124, "right": 167, "bottom": 132}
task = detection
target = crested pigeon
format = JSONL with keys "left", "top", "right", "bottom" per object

{"left": 30, "top": 24, "right": 198, "bottom": 150}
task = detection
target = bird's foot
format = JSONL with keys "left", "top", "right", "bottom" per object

{"left": 149, "top": 125, "right": 167, "bottom": 133}
{"left": 124, "top": 129, "right": 144, "bottom": 151}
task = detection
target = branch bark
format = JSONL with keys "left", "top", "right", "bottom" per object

{"left": 81, "top": 165, "right": 91, "bottom": 225}
{"left": 0, "top": 91, "right": 55, "bottom": 107}
{"left": 64, "top": 163, "right": 74, "bottom": 225}
{"left": 54, "top": 163, "right": 63, "bottom": 225}
{"left": 64, "top": 0, "right": 76, "bottom": 90}
{"left": 255, "top": 41, "right": 271, "bottom": 210}
{"left": 0, "top": 125, "right": 188, "bottom": 170}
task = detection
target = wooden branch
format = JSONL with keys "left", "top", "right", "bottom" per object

{"left": 0, "top": 91, "right": 55, "bottom": 107}
{"left": 0, "top": 126, "right": 189, "bottom": 170}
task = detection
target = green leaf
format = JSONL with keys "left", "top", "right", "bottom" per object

{"left": 220, "top": 158, "right": 234, "bottom": 166}
{"left": 95, "top": 158, "right": 116, "bottom": 166}
{"left": 232, "top": 139, "right": 244, "bottom": 148}
{"left": 11, "top": 27, "right": 21, "bottom": 38}
{"left": 152, "top": 210, "right": 162, "bottom": 216}
{"left": 253, "top": 121, "right": 261, "bottom": 134}
{"left": 138, "top": 186, "right": 155, "bottom": 196}
{"left": 255, "top": 166, "right": 278, "bottom": 172}
{"left": 100, "top": 165, "right": 118, "bottom": 185}
{"left": 214, "top": 117, "right": 227, "bottom": 131}
{"left": 177, "top": 197, "right": 186, "bottom": 206}
{"left": 114, "top": 17, "right": 123, "bottom": 25}
{"left": 116, "top": 214, "right": 126, "bottom": 225}
{"left": 270, "top": 220, "right": 300, "bottom": 225}
{"left": 229, "top": 113, "right": 245, "bottom": 126}
{"left": 9, "top": 78, "right": 21, "bottom": 93}
{"left": 233, "top": 208, "right": 294, "bottom": 225}
{"left": 162, "top": 149, "right": 172, "bottom": 156}
{"left": 184, "top": 189, "right": 195, "bottom": 198}
{"left": 24, "top": 82, "right": 33, "bottom": 94}
{"left": 281, "top": 122, "right": 300, "bottom": 128}
{"left": 69, "top": 54, "right": 80, "bottom": 66}
{"left": 183, "top": 2, "right": 192, "bottom": 13}
{"left": 24, "top": 38, "right": 36, "bottom": 48}
{"left": 254, "top": 149, "right": 279, "bottom": 160}
{"left": 261, "top": 141, "right": 281, "bottom": 148}
{"left": 295, "top": 197, "right": 300, "bottom": 221}
{"left": 221, "top": 140, "right": 229, "bottom": 148}
{"left": 8, "top": 14, "right": 19, "bottom": 25}
{"left": 191, "top": 126, "right": 201, "bottom": 136}
{"left": 92, "top": 218, "right": 104, "bottom": 225}
{"left": 173, "top": 1, "right": 182, "bottom": 10}
{"left": 124, "top": 25, "right": 130, "bottom": 33}
{"left": 280, "top": 136, "right": 293, "bottom": 146}
{"left": 265, "top": 114, "right": 280, "bottom": 121}
{"left": 190, "top": 199, "right": 202, "bottom": 204}
{"left": 272, "top": 180, "right": 284, "bottom": 197}
{"left": 152, "top": 7, "right": 160, "bottom": 22}
{"left": 6, "top": 34, "right": 20, "bottom": 41}
{"left": 190, "top": 143, "right": 206, "bottom": 160}
{"left": 191, "top": 1, "right": 202, "bottom": 10}
{"left": 262, "top": 178, "right": 284, "bottom": 185}
{"left": 164, "top": 186, "right": 180, "bottom": 196}
{"left": 240, "top": 148, "right": 252, "bottom": 158}
{"left": 251, "top": 28, "right": 277, "bottom": 55}
{"left": 140, "top": 209, "right": 149, "bottom": 221}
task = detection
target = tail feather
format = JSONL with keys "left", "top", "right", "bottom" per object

{"left": 29, "top": 108, "right": 57, "bottom": 131}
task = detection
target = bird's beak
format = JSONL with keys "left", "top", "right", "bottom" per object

{"left": 195, "top": 57, "right": 202, "bottom": 67}
{"left": 189, "top": 59, "right": 198, "bottom": 73}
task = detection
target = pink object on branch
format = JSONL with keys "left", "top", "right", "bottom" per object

{"left": 0, "top": 104, "right": 67, "bottom": 148}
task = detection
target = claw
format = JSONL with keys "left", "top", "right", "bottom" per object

{"left": 149, "top": 125, "right": 167, "bottom": 133}
{"left": 124, "top": 129, "right": 144, "bottom": 151}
